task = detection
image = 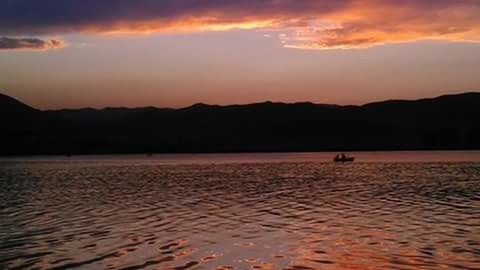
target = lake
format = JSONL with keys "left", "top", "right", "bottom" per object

{"left": 1, "top": 151, "right": 480, "bottom": 269}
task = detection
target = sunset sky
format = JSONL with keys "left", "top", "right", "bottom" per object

{"left": 1, "top": 0, "right": 480, "bottom": 109}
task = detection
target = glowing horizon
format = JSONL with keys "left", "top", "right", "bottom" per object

{"left": 1, "top": 1, "right": 480, "bottom": 109}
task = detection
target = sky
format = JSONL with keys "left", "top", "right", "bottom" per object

{"left": 1, "top": 0, "right": 480, "bottom": 109}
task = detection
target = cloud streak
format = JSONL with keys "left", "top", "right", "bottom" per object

{"left": 1, "top": 0, "right": 480, "bottom": 49}
{"left": 0, "top": 37, "right": 64, "bottom": 51}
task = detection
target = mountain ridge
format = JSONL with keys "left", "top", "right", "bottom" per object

{"left": 0, "top": 92, "right": 38, "bottom": 114}
{"left": 1, "top": 91, "right": 480, "bottom": 155}
{"left": 28, "top": 91, "right": 479, "bottom": 112}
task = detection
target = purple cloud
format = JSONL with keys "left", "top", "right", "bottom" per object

{"left": 0, "top": 37, "right": 64, "bottom": 51}
{"left": 1, "top": 1, "right": 479, "bottom": 49}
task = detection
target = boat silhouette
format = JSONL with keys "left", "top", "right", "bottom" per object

{"left": 334, "top": 154, "right": 355, "bottom": 163}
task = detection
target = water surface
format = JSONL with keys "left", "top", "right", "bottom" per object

{"left": 1, "top": 151, "right": 480, "bottom": 269}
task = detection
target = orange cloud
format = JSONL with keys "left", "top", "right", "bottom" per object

{"left": 278, "top": 1, "right": 480, "bottom": 49}
{"left": 90, "top": 17, "right": 277, "bottom": 35}
{"left": 1, "top": 1, "right": 480, "bottom": 49}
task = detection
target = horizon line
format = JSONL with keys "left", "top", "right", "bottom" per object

{"left": 2, "top": 90, "right": 480, "bottom": 112}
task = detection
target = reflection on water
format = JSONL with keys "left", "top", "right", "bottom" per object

{"left": 1, "top": 152, "right": 480, "bottom": 269}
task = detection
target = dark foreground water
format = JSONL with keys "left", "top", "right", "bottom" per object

{"left": 1, "top": 152, "right": 480, "bottom": 270}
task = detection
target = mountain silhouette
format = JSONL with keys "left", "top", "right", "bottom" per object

{"left": 1, "top": 92, "right": 480, "bottom": 155}
{"left": 0, "top": 93, "right": 38, "bottom": 115}
{"left": 0, "top": 92, "right": 44, "bottom": 138}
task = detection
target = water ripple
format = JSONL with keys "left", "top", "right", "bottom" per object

{"left": 1, "top": 158, "right": 480, "bottom": 269}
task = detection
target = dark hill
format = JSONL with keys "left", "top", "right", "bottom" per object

{"left": 1, "top": 92, "right": 480, "bottom": 155}
{"left": 0, "top": 92, "right": 43, "bottom": 129}
{"left": 0, "top": 93, "right": 37, "bottom": 115}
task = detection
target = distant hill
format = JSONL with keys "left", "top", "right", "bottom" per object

{"left": 1, "top": 92, "right": 480, "bottom": 155}
{"left": 0, "top": 93, "right": 37, "bottom": 115}
{"left": 0, "top": 92, "right": 44, "bottom": 133}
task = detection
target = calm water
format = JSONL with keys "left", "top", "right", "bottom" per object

{"left": 1, "top": 152, "right": 480, "bottom": 270}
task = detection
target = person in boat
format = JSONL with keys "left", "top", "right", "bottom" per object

{"left": 335, "top": 153, "right": 354, "bottom": 162}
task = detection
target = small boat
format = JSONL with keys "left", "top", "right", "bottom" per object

{"left": 334, "top": 154, "right": 355, "bottom": 163}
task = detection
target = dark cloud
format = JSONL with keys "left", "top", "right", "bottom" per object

{"left": 0, "top": 1, "right": 351, "bottom": 35}
{"left": 0, "top": 37, "right": 64, "bottom": 51}
{"left": 0, "top": 1, "right": 479, "bottom": 49}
